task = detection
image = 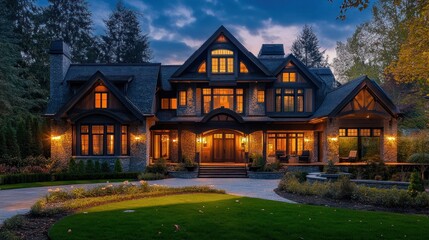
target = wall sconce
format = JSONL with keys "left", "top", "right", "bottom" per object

{"left": 197, "top": 137, "right": 201, "bottom": 143}
{"left": 304, "top": 138, "right": 310, "bottom": 143}
{"left": 172, "top": 138, "right": 178, "bottom": 143}
{"left": 134, "top": 136, "right": 141, "bottom": 141}
{"left": 51, "top": 135, "right": 61, "bottom": 140}
{"left": 387, "top": 136, "right": 396, "bottom": 141}
{"left": 329, "top": 137, "right": 338, "bottom": 142}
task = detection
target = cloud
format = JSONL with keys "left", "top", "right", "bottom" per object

{"left": 202, "top": 8, "right": 216, "bottom": 16}
{"left": 165, "top": 5, "right": 196, "bottom": 28}
{"left": 90, "top": 1, "right": 111, "bottom": 33}
{"left": 231, "top": 18, "right": 301, "bottom": 56}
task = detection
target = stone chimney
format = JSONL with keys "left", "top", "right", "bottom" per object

{"left": 258, "top": 44, "right": 285, "bottom": 59}
{"left": 48, "top": 40, "right": 71, "bottom": 112}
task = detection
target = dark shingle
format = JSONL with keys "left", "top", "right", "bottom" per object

{"left": 160, "top": 65, "right": 181, "bottom": 91}
{"left": 310, "top": 68, "right": 339, "bottom": 90}
{"left": 258, "top": 44, "right": 285, "bottom": 57}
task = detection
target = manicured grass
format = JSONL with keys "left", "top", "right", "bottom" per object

{"left": 0, "top": 179, "right": 131, "bottom": 190}
{"left": 49, "top": 193, "right": 429, "bottom": 240}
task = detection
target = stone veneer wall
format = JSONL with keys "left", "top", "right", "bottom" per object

{"left": 177, "top": 85, "right": 196, "bottom": 116}
{"left": 181, "top": 130, "right": 196, "bottom": 161}
{"left": 249, "top": 131, "right": 263, "bottom": 157}
{"left": 170, "top": 130, "right": 179, "bottom": 162}
{"left": 247, "top": 83, "right": 265, "bottom": 116}
{"left": 325, "top": 118, "right": 339, "bottom": 163}
{"left": 128, "top": 120, "right": 148, "bottom": 171}
{"left": 383, "top": 118, "right": 398, "bottom": 162}
{"left": 303, "top": 131, "right": 317, "bottom": 162}
{"left": 50, "top": 120, "right": 73, "bottom": 169}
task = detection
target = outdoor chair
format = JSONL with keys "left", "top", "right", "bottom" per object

{"left": 275, "top": 151, "right": 289, "bottom": 163}
{"left": 339, "top": 150, "right": 357, "bottom": 162}
{"left": 298, "top": 150, "right": 310, "bottom": 163}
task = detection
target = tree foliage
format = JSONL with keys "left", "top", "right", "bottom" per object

{"left": 101, "top": 1, "right": 151, "bottom": 63}
{"left": 291, "top": 25, "right": 328, "bottom": 68}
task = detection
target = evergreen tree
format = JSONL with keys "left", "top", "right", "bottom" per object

{"left": 44, "top": 0, "right": 94, "bottom": 63}
{"left": 101, "top": 1, "right": 151, "bottom": 63}
{"left": 30, "top": 116, "right": 43, "bottom": 156}
{"left": 114, "top": 159, "right": 122, "bottom": 173}
{"left": 94, "top": 160, "right": 101, "bottom": 173}
{"left": 0, "top": 125, "right": 7, "bottom": 158}
{"left": 77, "top": 160, "right": 85, "bottom": 174}
{"left": 85, "top": 159, "right": 95, "bottom": 173}
{"left": 291, "top": 25, "right": 328, "bottom": 68}
{"left": 101, "top": 161, "right": 110, "bottom": 173}
{"left": 16, "top": 118, "right": 32, "bottom": 158}
{"left": 68, "top": 158, "right": 77, "bottom": 174}
{"left": 4, "top": 122, "right": 20, "bottom": 159}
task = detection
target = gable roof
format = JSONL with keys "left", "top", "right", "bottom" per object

{"left": 171, "top": 25, "right": 272, "bottom": 78}
{"left": 46, "top": 63, "right": 160, "bottom": 116}
{"left": 55, "top": 71, "right": 145, "bottom": 120}
{"left": 272, "top": 54, "right": 323, "bottom": 88}
{"left": 160, "top": 65, "right": 180, "bottom": 91}
{"left": 313, "top": 76, "right": 400, "bottom": 118}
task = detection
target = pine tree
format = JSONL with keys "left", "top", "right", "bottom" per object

{"left": 94, "top": 160, "right": 101, "bottom": 173}
{"left": 114, "top": 159, "right": 122, "bottom": 173}
{"left": 4, "top": 122, "right": 21, "bottom": 159}
{"left": 291, "top": 25, "right": 328, "bottom": 68}
{"left": 16, "top": 118, "right": 32, "bottom": 158}
{"left": 44, "top": 0, "right": 94, "bottom": 63}
{"left": 101, "top": 1, "right": 151, "bottom": 63}
{"left": 0, "top": 124, "right": 7, "bottom": 158}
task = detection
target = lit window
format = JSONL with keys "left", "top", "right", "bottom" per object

{"left": 282, "top": 72, "right": 297, "bottom": 83}
{"left": 121, "top": 126, "right": 128, "bottom": 155}
{"left": 92, "top": 125, "right": 104, "bottom": 155}
{"left": 257, "top": 91, "right": 265, "bottom": 103}
{"left": 236, "top": 89, "right": 243, "bottom": 113}
{"left": 81, "top": 125, "right": 89, "bottom": 155}
{"left": 284, "top": 89, "right": 294, "bottom": 112}
{"left": 211, "top": 49, "right": 234, "bottom": 73}
{"left": 216, "top": 34, "right": 227, "bottom": 42}
{"left": 179, "top": 91, "right": 187, "bottom": 106}
{"left": 339, "top": 129, "right": 346, "bottom": 137}
{"left": 373, "top": 129, "right": 381, "bottom": 137}
{"left": 198, "top": 61, "right": 206, "bottom": 73}
{"left": 170, "top": 98, "right": 177, "bottom": 109}
{"left": 240, "top": 62, "right": 249, "bottom": 73}
{"left": 348, "top": 129, "right": 358, "bottom": 137}
{"left": 297, "top": 89, "right": 304, "bottom": 112}
{"left": 95, "top": 92, "right": 108, "bottom": 108}
{"left": 107, "top": 125, "right": 114, "bottom": 155}
{"left": 267, "top": 132, "right": 304, "bottom": 156}
{"left": 353, "top": 89, "right": 375, "bottom": 110}
{"left": 161, "top": 98, "right": 177, "bottom": 110}
{"left": 153, "top": 133, "right": 169, "bottom": 159}
{"left": 360, "top": 129, "right": 371, "bottom": 137}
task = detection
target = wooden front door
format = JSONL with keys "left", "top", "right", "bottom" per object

{"left": 212, "top": 132, "right": 235, "bottom": 162}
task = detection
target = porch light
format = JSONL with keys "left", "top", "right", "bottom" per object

{"left": 329, "top": 137, "right": 338, "bottom": 142}
{"left": 134, "top": 136, "right": 141, "bottom": 141}
{"left": 51, "top": 135, "right": 61, "bottom": 140}
{"left": 197, "top": 137, "right": 201, "bottom": 143}
{"left": 172, "top": 138, "right": 178, "bottom": 143}
{"left": 387, "top": 136, "right": 396, "bottom": 141}
{"left": 304, "top": 138, "right": 310, "bottom": 142}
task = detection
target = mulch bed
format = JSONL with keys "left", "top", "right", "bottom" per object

{"left": 274, "top": 188, "right": 429, "bottom": 215}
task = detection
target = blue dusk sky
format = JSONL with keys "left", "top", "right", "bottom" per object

{"left": 38, "top": 0, "right": 373, "bottom": 64}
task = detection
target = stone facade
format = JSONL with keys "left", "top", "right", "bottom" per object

{"left": 247, "top": 83, "right": 265, "bottom": 116}
{"left": 50, "top": 120, "right": 73, "bottom": 168}
{"left": 383, "top": 118, "right": 398, "bottom": 162}
{"left": 249, "top": 131, "right": 263, "bottom": 157}
{"left": 181, "top": 130, "right": 196, "bottom": 161}
{"left": 325, "top": 118, "right": 340, "bottom": 163}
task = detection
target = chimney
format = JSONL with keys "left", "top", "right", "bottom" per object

{"left": 258, "top": 44, "right": 285, "bottom": 59}
{"left": 48, "top": 40, "right": 71, "bottom": 112}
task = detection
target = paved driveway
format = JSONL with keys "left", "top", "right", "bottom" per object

{"left": 0, "top": 178, "right": 292, "bottom": 224}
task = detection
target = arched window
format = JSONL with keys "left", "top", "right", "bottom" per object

{"left": 211, "top": 49, "right": 234, "bottom": 73}
{"left": 198, "top": 61, "right": 206, "bottom": 73}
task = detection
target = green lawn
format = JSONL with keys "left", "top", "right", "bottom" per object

{"left": 49, "top": 193, "right": 429, "bottom": 240}
{"left": 0, "top": 179, "right": 131, "bottom": 190}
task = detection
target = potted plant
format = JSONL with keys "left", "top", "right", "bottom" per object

{"left": 183, "top": 157, "right": 198, "bottom": 172}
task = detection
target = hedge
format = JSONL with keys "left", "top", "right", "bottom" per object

{"left": 0, "top": 172, "right": 140, "bottom": 185}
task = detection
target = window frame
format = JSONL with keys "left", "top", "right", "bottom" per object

{"left": 77, "top": 124, "right": 130, "bottom": 156}
{"left": 201, "top": 88, "right": 245, "bottom": 115}
{"left": 257, "top": 90, "right": 265, "bottom": 103}
{"left": 267, "top": 132, "right": 304, "bottom": 156}
{"left": 94, "top": 92, "right": 108, "bottom": 109}
{"left": 179, "top": 91, "right": 187, "bottom": 106}
{"left": 273, "top": 88, "right": 313, "bottom": 113}
{"left": 152, "top": 132, "right": 170, "bottom": 160}
{"left": 211, "top": 49, "right": 234, "bottom": 74}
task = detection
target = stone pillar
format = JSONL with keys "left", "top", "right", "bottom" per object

{"left": 383, "top": 118, "right": 398, "bottom": 162}
{"left": 50, "top": 120, "right": 72, "bottom": 169}
{"left": 325, "top": 118, "right": 339, "bottom": 163}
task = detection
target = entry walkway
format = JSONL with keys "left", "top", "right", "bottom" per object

{"left": 0, "top": 178, "right": 293, "bottom": 224}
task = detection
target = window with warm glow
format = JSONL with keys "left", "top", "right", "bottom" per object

{"left": 216, "top": 34, "right": 227, "bottom": 42}
{"left": 153, "top": 133, "right": 169, "bottom": 159}
{"left": 179, "top": 91, "right": 187, "bottom": 106}
{"left": 95, "top": 92, "right": 108, "bottom": 108}
{"left": 267, "top": 133, "right": 304, "bottom": 156}
{"left": 161, "top": 98, "right": 177, "bottom": 110}
{"left": 240, "top": 62, "right": 249, "bottom": 73}
{"left": 202, "top": 88, "right": 244, "bottom": 114}
{"left": 257, "top": 90, "right": 265, "bottom": 103}
{"left": 282, "top": 72, "right": 297, "bottom": 83}
{"left": 121, "top": 125, "right": 128, "bottom": 155}
{"left": 236, "top": 89, "right": 243, "bottom": 113}
{"left": 198, "top": 61, "right": 206, "bottom": 73}
{"left": 284, "top": 89, "right": 294, "bottom": 112}
{"left": 273, "top": 88, "right": 313, "bottom": 113}
{"left": 353, "top": 89, "right": 375, "bottom": 111}
{"left": 339, "top": 128, "right": 382, "bottom": 160}
{"left": 92, "top": 125, "right": 104, "bottom": 155}
{"left": 211, "top": 49, "right": 234, "bottom": 73}
{"left": 106, "top": 125, "right": 114, "bottom": 155}
{"left": 81, "top": 125, "right": 89, "bottom": 155}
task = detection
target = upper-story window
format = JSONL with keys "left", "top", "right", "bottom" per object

{"left": 240, "top": 62, "right": 249, "bottom": 73}
{"left": 198, "top": 61, "right": 206, "bottom": 73}
{"left": 275, "top": 88, "right": 312, "bottom": 113}
{"left": 282, "top": 72, "right": 297, "bottom": 83}
{"left": 94, "top": 85, "right": 108, "bottom": 109}
{"left": 179, "top": 91, "right": 187, "bottom": 106}
{"left": 211, "top": 49, "right": 234, "bottom": 73}
{"left": 202, "top": 88, "right": 244, "bottom": 114}
{"left": 161, "top": 98, "right": 177, "bottom": 110}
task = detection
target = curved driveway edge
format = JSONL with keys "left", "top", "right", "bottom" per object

{"left": 0, "top": 178, "right": 293, "bottom": 224}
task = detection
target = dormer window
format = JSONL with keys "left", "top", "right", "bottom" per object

{"left": 211, "top": 49, "right": 234, "bottom": 73}
{"left": 198, "top": 61, "right": 206, "bottom": 73}
{"left": 240, "top": 61, "right": 249, "bottom": 73}
{"left": 282, "top": 72, "right": 296, "bottom": 83}
{"left": 94, "top": 85, "right": 108, "bottom": 109}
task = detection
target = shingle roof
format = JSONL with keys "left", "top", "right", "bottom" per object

{"left": 310, "top": 68, "right": 339, "bottom": 90}
{"left": 258, "top": 44, "right": 285, "bottom": 57}
{"left": 259, "top": 58, "right": 285, "bottom": 72}
{"left": 160, "top": 65, "right": 180, "bottom": 91}
{"left": 312, "top": 76, "right": 367, "bottom": 118}
{"left": 46, "top": 63, "right": 160, "bottom": 115}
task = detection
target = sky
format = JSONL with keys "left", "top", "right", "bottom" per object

{"left": 39, "top": 0, "right": 373, "bottom": 65}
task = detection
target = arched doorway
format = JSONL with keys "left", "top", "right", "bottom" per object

{"left": 201, "top": 129, "right": 245, "bottom": 163}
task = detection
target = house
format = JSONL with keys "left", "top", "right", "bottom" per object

{"left": 45, "top": 26, "right": 400, "bottom": 173}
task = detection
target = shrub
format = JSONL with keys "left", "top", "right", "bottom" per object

{"left": 114, "top": 159, "right": 123, "bottom": 173}
{"left": 0, "top": 230, "right": 19, "bottom": 240}
{"left": 77, "top": 160, "right": 85, "bottom": 174}
{"left": 183, "top": 156, "right": 197, "bottom": 168}
{"left": 333, "top": 176, "right": 356, "bottom": 200}
{"left": 68, "top": 158, "right": 77, "bottom": 174}
{"left": 408, "top": 172, "right": 425, "bottom": 196}
{"left": 146, "top": 158, "right": 167, "bottom": 174}
{"left": 263, "top": 161, "right": 281, "bottom": 172}
{"left": 251, "top": 155, "right": 266, "bottom": 170}
{"left": 2, "top": 215, "right": 24, "bottom": 230}
{"left": 85, "top": 159, "right": 95, "bottom": 173}
{"left": 101, "top": 161, "right": 110, "bottom": 172}
{"left": 324, "top": 160, "right": 338, "bottom": 174}
{"left": 138, "top": 172, "right": 166, "bottom": 180}
{"left": 0, "top": 173, "right": 51, "bottom": 185}
{"left": 94, "top": 160, "right": 101, "bottom": 173}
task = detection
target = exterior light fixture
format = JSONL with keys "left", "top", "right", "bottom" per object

{"left": 329, "top": 137, "right": 338, "bottom": 142}
{"left": 134, "top": 136, "right": 141, "bottom": 141}
{"left": 172, "top": 138, "right": 178, "bottom": 143}
{"left": 51, "top": 135, "right": 61, "bottom": 140}
{"left": 304, "top": 138, "right": 310, "bottom": 142}
{"left": 387, "top": 136, "right": 396, "bottom": 141}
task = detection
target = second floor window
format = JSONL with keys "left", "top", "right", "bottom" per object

{"left": 203, "top": 88, "right": 244, "bottom": 114}
{"left": 179, "top": 91, "right": 187, "bottom": 106}
{"left": 257, "top": 91, "right": 265, "bottom": 103}
{"left": 161, "top": 98, "right": 177, "bottom": 110}
{"left": 211, "top": 49, "right": 234, "bottom": 73}
{"left": 95, "top": 92, "right": 108, "bottom": 108}
{"left": 274, "top": 88, "right": 312, "bottom": 113}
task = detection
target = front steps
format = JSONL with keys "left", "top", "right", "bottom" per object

{"left": 198, "top": 165, "right": 248, "bottom": 178}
